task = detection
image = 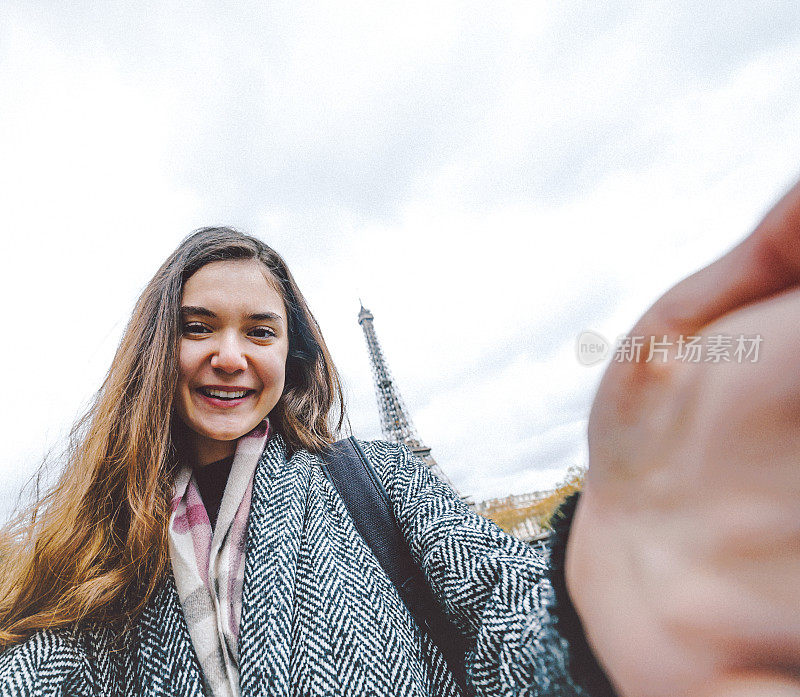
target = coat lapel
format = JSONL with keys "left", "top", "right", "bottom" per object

{"left": 135, "top": 571, "right": 206, "bottom": 696}
{"left": 238, "top": 434, "right": 313, "bottom": 697}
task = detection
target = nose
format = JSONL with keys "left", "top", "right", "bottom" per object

{"left": 210, "top": 331, "right": 248, "bottom": 373}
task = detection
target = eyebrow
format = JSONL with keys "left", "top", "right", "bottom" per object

{"left": 180, "top": 306, "right": 283, "bottom": 322}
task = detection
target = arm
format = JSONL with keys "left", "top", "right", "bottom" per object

{"left": 362, "top": 439, "right": 611, "bottom": 697}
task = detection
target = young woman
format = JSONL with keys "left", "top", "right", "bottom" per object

{"left": 0, "top": 182, "right": 798, "bottom": 697}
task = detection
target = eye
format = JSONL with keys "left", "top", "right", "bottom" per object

{"left": 182, "top": 322, "right": 211, "bottom": 335}
{"left": 248, "top": 326, "right": 277, "bottom": 340}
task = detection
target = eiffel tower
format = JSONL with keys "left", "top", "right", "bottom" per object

{"left": 358, "top": 302, "right": 458, "bottom": 492}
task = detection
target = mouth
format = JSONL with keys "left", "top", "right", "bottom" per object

{"left": 197, "top": 386, "right": 256, "bottom": 403}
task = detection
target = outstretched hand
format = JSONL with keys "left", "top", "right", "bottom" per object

{"left": 566, "top": 181, "right": 800, "bottom": 697}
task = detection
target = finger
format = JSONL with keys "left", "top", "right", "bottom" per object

{"left": 634, "top": 176, "right": 800, "bottom": 339}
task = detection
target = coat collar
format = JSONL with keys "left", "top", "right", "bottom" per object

{"left": 237, "top": 433, "right": 314, "bottom": 697}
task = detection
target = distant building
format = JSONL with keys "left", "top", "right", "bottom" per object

{"left": 473, "top": 492, "right": 555, "bottom": 542}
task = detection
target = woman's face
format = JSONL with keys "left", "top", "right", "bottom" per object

{"left": 175, "top": 258, "right": 289, "bottom": 464}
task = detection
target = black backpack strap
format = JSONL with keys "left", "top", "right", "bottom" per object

{"left": 321, "top": 437, "right": 475, "bottom": 697}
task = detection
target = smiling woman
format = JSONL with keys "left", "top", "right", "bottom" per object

{"left": 0, "top": 229, "right": 352, "bottom": 691}
{"left": 0, "top": 208, "right": 799, "bottom": 697}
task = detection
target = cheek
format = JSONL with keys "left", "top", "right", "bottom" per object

{"left": 177, "top": 341, "right": 202, "bottom": 388}
{"left": 257, "top": 353, "right": 288, "bottom": 390}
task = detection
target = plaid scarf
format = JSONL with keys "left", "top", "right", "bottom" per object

{"left": 168, "top": 420, "right": 269, "bottom": 697}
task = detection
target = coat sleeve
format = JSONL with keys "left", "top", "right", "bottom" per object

{"left": 0, "top": 629, "right": 94, "bottom": 697}
{"left": 363, "top": 439, "right": 612, "bottom": 697}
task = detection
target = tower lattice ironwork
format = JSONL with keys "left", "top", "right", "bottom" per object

{"left": 358, "top": 302, "right": 457, "bottom": 491}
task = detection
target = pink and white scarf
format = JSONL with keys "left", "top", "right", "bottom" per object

{"left": 168, "top": 421, "right": 269, "bottom": 697}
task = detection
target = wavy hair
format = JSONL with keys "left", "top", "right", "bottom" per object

{"left": 0, "top": 227, "right": 345, "bottom": 648}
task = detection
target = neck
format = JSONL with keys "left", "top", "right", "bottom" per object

{"left": 189, "top": 434, "right": 236, "bottom": 467}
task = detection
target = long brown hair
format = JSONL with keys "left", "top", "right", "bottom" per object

{"left": 0, "top": 227, "right": 345, "bottom": 648}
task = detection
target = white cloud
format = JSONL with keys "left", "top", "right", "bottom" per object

{"left": 1, "top": 0, "right": 800, "bottom": 518}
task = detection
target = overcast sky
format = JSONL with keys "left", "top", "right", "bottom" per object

{"left": 2, "top": 1, "right": 800, "bottom": 518}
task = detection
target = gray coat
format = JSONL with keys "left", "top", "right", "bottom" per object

{"left": 0, "top": 438, "right": 587, "bottom": 696}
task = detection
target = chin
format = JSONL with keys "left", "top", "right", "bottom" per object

{"left": 197, "top": 420, "right": 255, "bottom": 442}
{"left": 210, "top": 428, "right": 251, "bottom": 442}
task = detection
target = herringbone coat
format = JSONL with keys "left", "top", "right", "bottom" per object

{"left": 0, "top": 438, "right": 584, "bottom": 696}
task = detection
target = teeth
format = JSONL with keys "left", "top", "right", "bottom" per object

{"left": 204, "top": 388, "right": 248, "bottom": 399}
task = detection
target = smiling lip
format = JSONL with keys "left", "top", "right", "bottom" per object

{"left": 196, "top": 385, "right": 256, "bottom": 406}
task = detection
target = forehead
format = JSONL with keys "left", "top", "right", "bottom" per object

{"left": 182, "top": 259, "right": 285, "bottom": 312}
